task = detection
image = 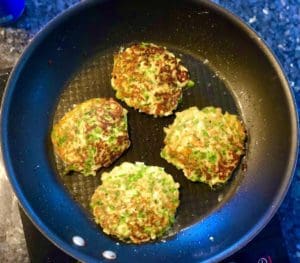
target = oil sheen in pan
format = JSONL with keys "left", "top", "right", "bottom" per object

{"left": 50, "top": 44, "right": 247, "bottom": 239}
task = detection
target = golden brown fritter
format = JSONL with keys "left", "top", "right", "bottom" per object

{"left": 51, "top": 98, "right": 130, "bottom": 176}
{"left": 161, "top": 107, "right": 247, "bottom": 187}
{"left": 90, "top": 162, "right": 180, "bottom": 244}
{"left": 111, "top": 43, "right": 194, "bottom": 117}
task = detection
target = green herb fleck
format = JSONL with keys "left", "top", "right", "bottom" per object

{"left": 138, "top": 211, "right": 145, "bottom": 218}
{"left": 186, "top": 80, "right": 195, "bottom": 88}
{"left": 57, "top": 135, "right": 67, "bottom": 146}
{"left": 202, "top": 130, "right": 209, "bottom": 137}
{"left": 207, "top": 152, "right": 217, "bottom": 163}
{"left": 140, "top": 42, "right": 149, "bottom": 48}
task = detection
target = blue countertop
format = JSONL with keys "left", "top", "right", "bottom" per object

{"left": 1, "top": 0, "right": 299, "bottom": 262}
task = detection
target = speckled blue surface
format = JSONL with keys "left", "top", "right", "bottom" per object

{"left": 3, "top": 0, "right": 300, "bottom": 262}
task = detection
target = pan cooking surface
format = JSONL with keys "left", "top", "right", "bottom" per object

{"left": 52, "top": 45, "right": 246, "bottom": 237}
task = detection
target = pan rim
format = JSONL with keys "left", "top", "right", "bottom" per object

{"left": 200, "top": 0, "right": 299, "bottom": 260}
{"left": 0, "top": 0, "right": 298, "bottom": 262}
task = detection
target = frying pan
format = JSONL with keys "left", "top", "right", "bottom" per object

{"left": 1, "top": 0, "right": 298, "bottom": 262}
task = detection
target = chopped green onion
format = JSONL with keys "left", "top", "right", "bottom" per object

{"left": 186, "top": 80, "right": 195, "bottom": 88}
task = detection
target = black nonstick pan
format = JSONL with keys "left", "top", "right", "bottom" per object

{"left": 1, "top": 0, "right": 298, "bottom": 262}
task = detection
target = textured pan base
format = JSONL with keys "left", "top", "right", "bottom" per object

{"left": 51, "top": 45, "right": 246, "bottom": 239}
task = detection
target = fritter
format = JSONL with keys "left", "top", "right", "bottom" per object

{"left": 161, "top": 107, "right": 247, "bottom": 187}
{"left": 111, "top": 42, "right": 194, "bottom": 117}
{"left": 90, "top": 162, "right": 180, "bottom": 244}
{"left": 51, "top": 98, "right": 130, "bottom": 176}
